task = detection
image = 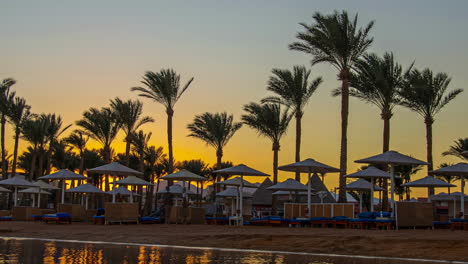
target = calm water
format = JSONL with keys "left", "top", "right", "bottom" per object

{"left": 0, "top": 238, "right": 457, "bottom": 264}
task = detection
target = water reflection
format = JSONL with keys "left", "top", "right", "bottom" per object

{"left": 0, "top": 238, "right": 448, "bottom": 264}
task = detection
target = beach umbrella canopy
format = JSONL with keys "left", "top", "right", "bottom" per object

{"left": 278, "top": 158, "right": 339, "bottom": 218}
{"left": 267, "top": 178, "right": 309, "bottom": 191}
{"left": 402, "top": 176, "right": 456, "bottom": 188}
{"left": 38, "top": 169, "right": 87, "bottom": 180}
{"left": 346, "top": 179, "right": 384, "bottom": 191}
{"left": 355, "top": 151, "right": 428, "bottom": 216}
{"left": 87, "top": 162, "right": 143, "bottom": 176}
{"left": 0, "top": 176, "right": 35, "bottom": 206}
{"left": 34, "top": 180, "right": 60, "bottom": 190}
{"left": 215, "top": 177, "right": 258, "bottom": 188}
{"left": 19, "top": 187, "right": 51, "bottom": 195}
{"left": 430, "top": 163, "right": 468, "bottom": 219}
{"left": 355, "top": 151, "right": 429, "bottom": 166}
{"left": 0, "top": 186, "right": 11, "bottom": 192}
{"left": 106, "top": 186, "right": 139, "bottom": 196}
{"left": 161, "top": 169, "right": 207, "bottom": 181}
{"left": 66, "top": 183, "right": 105, "bottom": 194}
{"left": 213, "top": 164, "right": 268, "bottom": 225}
{"left": 430, "top": 192, "right": 468, "bottom": 201}
{"left": 278, "top": 158, "right": 340, "bottom": 173}
{"left": 272, "top": 190, "right": 307, "bottom": 196}
{"left": 345, "top": 166, "right": 393, "bottom": 179}
{"left": 216, "top": 187, "right": 252, "bottom": 198}
{"left": 114, "top": 176, "right": 153, "bottom": 186}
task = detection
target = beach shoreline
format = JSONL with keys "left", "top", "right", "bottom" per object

{"left": 0, "top": 222, "right": 467, "bottom": 261}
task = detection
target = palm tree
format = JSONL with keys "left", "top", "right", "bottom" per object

{"left": 76, "top": 107, "right": 121, "bottom": 191}
{"left": 128, "top": 130, "right": 152, "bottom": 172}
{"left": 42, "top": 113, "right": 71, "bottom": 175}
{"left": 0, "top": 78, "right": 16, "bottom": 178}
{"left": 64, "top": 130, "right": 89, "bottom": 174}
{"left": 131, "top": 69, "right": 194, "bottom": 173}
{"left": 8, "top": 97, "right": 32, "bottom": 177}
{"left": 332, "top": 52, "right": 409, "bottom": 209}
{"left": 262, "top": 66, "right": 322, "bottom": 181}
{"left": 187, "top": 112, "right": 242, "bottom": 171}
{"left": 20, "top": 117, "right": 48, "bottom": 180}
{"left": 289, "top": 10, "right": 374, "bottom": 202}
{"left": 110, "top": 98, "right": 154, "bottom": 166}
{"left": 399, "top": 68, "right": 464, "bottom": 173}
{"left": 242, "top": 103, "right": 292, "bottom": 184}
{"left": 394, "top": 164, "right": 423, "bottom": 200}
{"left": 442, "top": 138, "right": 468, "bottom": 161}
{"left": 435, "top": 162, "right": 457, "bottom": 194}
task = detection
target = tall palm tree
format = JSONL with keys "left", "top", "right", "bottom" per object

{"left": 262, "top": 66, "right": 322, "bottom": 181}
{"left": 20, "top": 117, "right": 48, "bottom": 180}
{"left": 42, "top": 113, "right": 71, "bottom": 175}
{"left": 110, "top": 97, "right": 154, "bottom": 166}
{"left": 131, "top": 69, "right": 194, "bottom": 173}
{"left": 332, "top": 52, "right": 409, "bottom": 209}
{"left": 187, "top": 112, "right": 242, "bottom": 170}
{"left": 442, "top": 138, "right": 468, "bottom": 161}
{"left": 76, "top": 107, "right": 121, "bottom": 191}
{"left": 0, "top": 78, "right": 16, "bottom": 178}
{"left": 8, "top": 97, "right": 32, "bottom": 177}
{"left": 289, "top": 10, "right": 374, "bottom": 202}
{"left": 242, "top": 103, "right": 292, "bottom": 184}
{"left": 143, "top": 145, "right": 166, "bottom": 214}
{"left": 399, "top": 68, "right": 463, "bottom": 173}
{"left": 64, "top": 130, "right": 89, "bottom": 174}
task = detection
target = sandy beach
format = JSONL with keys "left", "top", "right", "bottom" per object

{"left": 0, "top": 222, "right": 467, "bottom": 262}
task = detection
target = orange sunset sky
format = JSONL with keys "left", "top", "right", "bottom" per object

{"left": 1, "top": 1, "right": 468, "bottom": 198}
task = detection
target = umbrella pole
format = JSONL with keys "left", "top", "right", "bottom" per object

{"left": 38, "top": 188, "right": 41, "bottom": 208}
{"left": 32, "top": 194, "right": 35, "bottom": 207}
{"left": 461, "top": 176, "right": 465, "bottom": 219}
{"left": 307, "top": 171, "right": 312, "bottom": 218}
{"left": 390, "top": 165, "right": 395, "bottom": 217}
{"left": 112, "top": 192, "right": 116, "bottom": 203}
{"left": 239, "top": 175, "right": 244, "bottom": 226}
{"left": 370, "top": 178, "right": 375, "bottom": 212}
{"left": 61, "top": 180, "right": 65, "bottom": 204}
{"left": 14, "top": 187, "right": 17, "bottom": 207}
{"left": 85, "top": 195, "right": 89, "bottom": 210}
{"left": 359, "top": 192, "right": 363, "bottom": 213}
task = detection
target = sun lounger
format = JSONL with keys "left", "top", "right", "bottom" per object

{"left": 0, "top": 216, "right": 12, "bottom": 221}
{"left": 139, "top": 216, "right": 162, "bottom": 224}
{"left": 93, "top": 215, "right": 105, "bottom": 224}
{"left": 43, "top": 213, "right": 72, "bottom": 224}
{"left": 450, "top": 219, "right": 468, "bottom": 230}
{"left": 432, "top": 221, "right": 451, "bottom": 229}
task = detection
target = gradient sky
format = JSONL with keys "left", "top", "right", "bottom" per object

{"left": 1, "top": 0, "right": 468, "bottom": 198}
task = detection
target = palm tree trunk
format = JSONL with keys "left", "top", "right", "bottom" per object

{"left": 104, "top": 145, "right": 111, "bottom": 192}
{"left": 425, "top": 117, "right": 434, "bottom": 196}
{"left": 125, "top": 137, "right": 131, "bottom": 167}
{"left": 272, "top": 142, "right": 279, "bottom": 215}
{"left": 215, "top": 148, "right": 223, "bottom": 193}
{"left": 29, "top": 150, "right": 37, "bottom": 181}
{"left": 338, "top": 70, "right": 350, "bottom": 203}
{"left": 295, "top": 113, "right": 302, "bottom": 181}
{"left": 381, "top": 113, "right": 391, "bottom": 210}
{"left": 37, "top": 150, "right": 44, "bottom": 178}
{"left": 11, "top": 128, "right": 20, "bottom": 178}
{"left": 79, "top": 152, "right": 85, "bottom": 175}
{"left": 1, "top": 115, "right": 6, "bottom": 178}
{"left": 45, "top": 146, "right": 53, "bottom": 175}
{"left": 166, "top": 108, "right": 174, "bottom": 174}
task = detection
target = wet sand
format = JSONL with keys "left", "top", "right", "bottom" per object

{"left": 0, "top": 222, "right": 467, "bottom": 261}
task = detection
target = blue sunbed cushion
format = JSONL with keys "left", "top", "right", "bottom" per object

{"left": 450, "top": 218, "right": 468, "bottom": 223}
{"left": 30, "top": 215, "right": 42, "bottom": 218}
{"left": 358, "top": 212, "right": 374, "bottom": 219}
{"left": 140, "top": 216, "right": 160, "bottom": 221}
{"left": 93, "top": 215, "right": 105, "bottom": 219}
{"left": 433, "top": 221, "right": 450, "bottom": 225}
{"left": 331, "top": 216, "right": 349, "bottom": 221}
{"left": 309, "top": 217, "right": 328, "bottom": 221}
{"left": 56, "top": 213, "right": 71, "bottom": 218}
{"left": 0, "top": 216, "right": 11, "bottom": 220}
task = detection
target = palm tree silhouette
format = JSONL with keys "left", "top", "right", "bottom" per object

{"left": 0, "top": 78, "right": 16, "bottom": 178}
{"left": 76, "top": 107, "right": 121, "bottom": 191}
{"left": 290, "top": 10, "right": 374, "bottom": 202}
{"left": 187, "top": 112, "right": 242, "bottom": 171}
{"left": 132, "top": 69, "right": 194, "bottom": 174}
{"left": 8, "top": 97, "right": 31, "bottom": 177}
{"left": 442, "top": 138, "right": 468, "bottom": 161}
{"left": 262, "top": 66, "right": 322, "bottom": 181}
{"left": 42, "top": 113, "right": 71, "bottom": 175}
{"left": 332, "top": 52, "right": 410, "bottom": 209}
{"left": 399, "top": 68, "right": 464, "bottom": 172}
{"left": 242, "top": 103, "right": 292, "bottom": 184}
{"left": 110, "top": 98, "right": 154, "bottom": 167}
{"left": 20, "top": 117, "right": 48, "bottom": 180}
{"left": 64, "top": 130, "right": 89, "bottom": 174}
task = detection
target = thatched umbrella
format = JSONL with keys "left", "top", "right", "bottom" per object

{"left": 346, "top": 179, "right": 383, "bottom": 213}
{"left": 0, "top": 176, "right": 35, "bottom": 206}
{"left": 66, "top": 183, "right": 105, "bottom": 209}
{"left": 39, "top": 170, "right": 87, "bottom": 204}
